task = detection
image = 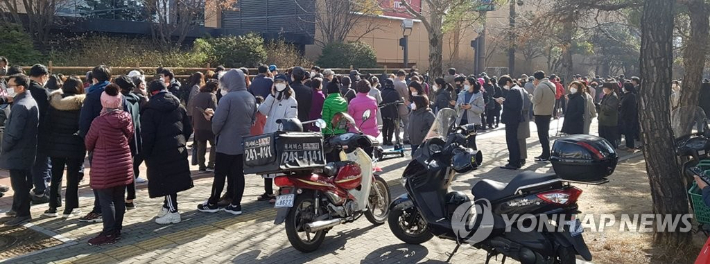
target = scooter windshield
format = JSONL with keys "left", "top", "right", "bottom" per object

{"left": 424, "top": 108, "right": 458, "bottom": 141}
{"left": 671, "top": 106, "right": 708, "bottom": 139}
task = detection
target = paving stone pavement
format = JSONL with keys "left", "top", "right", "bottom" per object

{"left": 0, "top": 119, "right": 637, "bottom": 263}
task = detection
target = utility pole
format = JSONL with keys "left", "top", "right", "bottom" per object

{"left": 400, "top": 19, "right": 413, "bottom": 68}
{"left": 508, "top": 0, "right": 516, "bottom": 77}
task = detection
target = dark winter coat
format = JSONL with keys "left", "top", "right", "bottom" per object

{"left": 561, "top": 92, "right": 585, "bottom": 135}
{"left": 501, "top": 87, "right": 524, "bottom": 125}
{"left": 0, "top": 91, "right": 39, "bottom": 170}
{"left": 191, "top": 91, "right": 218, "bottom": 142}
{"left": 619, "top": 91, "right": 638, "bottom": 135}
{"left": 291, "top": 81, "right": 313, "bottom": 122}
{"left": 124, "top": 92, "right": 142, "bottom": 156}
{"left": 140, "top": 91, "right": 194, "bottom": 198}
{"left": 408, "top": 108, "right": 436, "bottom": 146}
{"left": 435, "top": 87, "right": 453, "bottom": 112}
{"left": 380, "top": 86, "right": 401, "bottom": 119}
{"left": 29, "top": 80, "right": 49, "bottom": 152}
{"left": 700, "top": 83, "right": 710, "bottom": 117}
{"left": 44, "top": 90, "right": 86, "bottom": 159}
{"left": 249, "top": 74, "right": 274, "bottom": 99}
{"left": 598, "top": 92, "right": 619, "bottom": 127}
{"left": 85, "top": 109, "right": 134, "bottom": 190}
{"left": 168, "top": 80, "right": 181, "bottom": 95}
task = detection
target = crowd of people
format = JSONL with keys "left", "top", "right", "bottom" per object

{"left": 0, "top": 54, "right": 648, "bottom": 245}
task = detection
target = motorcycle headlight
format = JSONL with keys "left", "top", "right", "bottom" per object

{"left": 400, "top": 177, "right": 407, "bottom": 187}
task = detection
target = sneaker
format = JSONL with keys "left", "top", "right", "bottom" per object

{"left": 31, "top": 194, "right": 49, "bottom": 205}
{"left": 5, "top": 216, "right": 31, "bottom": 227}
{"left": 157, "top": 206, "right": 169, "bottom": 218}
{"left": 125, "top": 202, "right": 135, "bottom": 210}
{"left": 79, "top": 212, "right": 102, "bottom": 223}
{"left": 224, "top": 204, "right": 242, "bottom": 215}
{"left": 43, "top": 208, "right": 58, "bottom": 217}
{"left": 198, "top": 168, "right": 207, "bottom": 173}
{"left": 0, "top": 184, "right": 9, "bottom": 192}
{"left": 62, "top": 209, "right": 82, "bottom": 218}
{"left": 135, "top": 177, "right": 147, "bottom": 184}
{"left": 197, "top": 201, "right": 219, "bottom": 213}
{"left": 88, "top": 233, "right": 117, "bottom": 246}
{"left": 256, "top": 193, "right": 274, "bottom": 202}
{"left": 5, "top": 210, "right": 17, "bottom": 217}
{"left": 155, "top": 212, "right": 181, "bottom": 225}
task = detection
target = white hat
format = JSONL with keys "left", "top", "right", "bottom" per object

{"left": 127, "top": 70, "right": 145, "bottom": 83}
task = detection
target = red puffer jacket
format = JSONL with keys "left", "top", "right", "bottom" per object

{"left": 85, "top": 109, "right": 134, "bottom": 190}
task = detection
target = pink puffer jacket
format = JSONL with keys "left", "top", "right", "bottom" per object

{"left": 348, "top": 93, "right": 380, "bottom": 137}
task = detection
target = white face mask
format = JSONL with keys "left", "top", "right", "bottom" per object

{"left": 503, "top": 85, "right": 510, "bottom": 90}
{"left": 220, "top": 88, "right": 228, "bottom": 96}
{"left": 433, "top": 85, "right": 439, "bottom": 92}
{"left": 275, "top": 83, "right": 287, "bottom": 92}
{"left": 464, "top": 85, "right": 471, "bottom": 91}
{"left": 411, "top": 91, "right": 418, "bottom": 96}
{"left": 410, "top": 102, "right": 416, "bottom": 110}
{"left": 622, "top": 88, "right": 627, "bottom": 93}
{"left": 311, "top": 71, "right": 317, "bottom": 77}
{"left": 570, "top": 88, "right": 578, "bottom": 94}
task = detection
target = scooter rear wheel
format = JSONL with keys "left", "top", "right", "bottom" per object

{"left": 388, "top": 205, "right": 433, "bottom": 244}
{"left": 285, "top": 194, "right": 327, "bottom": 252}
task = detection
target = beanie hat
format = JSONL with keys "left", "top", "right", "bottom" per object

{"left": 101, "top": 84, "right": 123, "bottom": 109}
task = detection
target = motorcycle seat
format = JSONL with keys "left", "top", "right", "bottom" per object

{"left": 472, "top": 171, "right": 559, "bottom": 202}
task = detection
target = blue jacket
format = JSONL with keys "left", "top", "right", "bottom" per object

{"left": 79, "top": 81, "right": 128, "bottom": 137}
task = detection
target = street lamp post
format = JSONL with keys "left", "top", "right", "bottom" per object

{"left": 508, "top": 0, "right": 516, "bottom": 77}
{"left": 400, "top": 19, "right": 413, "bottom": 68}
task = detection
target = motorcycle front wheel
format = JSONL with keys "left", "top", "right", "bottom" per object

{"left": 365, "top": 175, "right": 391, "bottom": 225}
{"left": 388, "top": 205, "right": 433, "bottom": 244}
{"left": 285, "top": 194, "right": 326, "bottom": 252}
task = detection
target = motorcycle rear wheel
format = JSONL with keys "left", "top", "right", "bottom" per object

{"left": 388, "top": 205, "right": 433, "bottom": 244}
{"left": 365, "top": 175, "right": 391, "bottom": 225}
{"left": 285, "top": 194, "right": 327, "bottom": 252}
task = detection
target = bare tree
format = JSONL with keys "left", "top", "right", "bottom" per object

{"left": 0, "top": 0, "right": 66, "bottom": 48}
{"left": 144, "top": 0, "right": 235, "bottom": 50}
{"left": 299, "top": 0, "right": 385, "bottom": 47}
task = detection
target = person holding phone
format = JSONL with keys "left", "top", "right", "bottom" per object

{"left": 498, "top": 75, "right": 525, "bottom": 170}
{"left": 455, "top": 77, "right": 485, "bottom": 150}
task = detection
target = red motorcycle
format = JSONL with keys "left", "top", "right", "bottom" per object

{"left": 273, "top": 111, "right": 391, "bottom": 252}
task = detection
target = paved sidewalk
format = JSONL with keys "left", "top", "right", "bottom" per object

{"left": 0, "top": 119, "right": 640, "bottom": 263}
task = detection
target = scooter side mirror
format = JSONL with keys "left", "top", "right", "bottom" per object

{"left": 315, "top": 119, "right": 327, "bottom": 129}
{"left": 362, "top": 110, "right": 371, "bottom": 122}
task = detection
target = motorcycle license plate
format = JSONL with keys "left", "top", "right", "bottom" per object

{"left": 274, "top": 194, "right": 295, "bottom": 208}
{"left": 567, "top": 219, "right": 584, "bottom": 237}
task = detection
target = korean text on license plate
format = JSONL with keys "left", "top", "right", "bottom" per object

{"left": 567, "top": 219, "right": 584, "bottom": 237}
{"left": 274, "top": 194, "right": 295, "bottom": 208}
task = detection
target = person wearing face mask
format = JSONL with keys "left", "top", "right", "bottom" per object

{"left": 619, "top": 82, "right": 638, "bottom": 150}
{"left": 408, "top": 95, "right": 435, "bottom": 155}
{"left": 497, "top": 75, "right": 525, "bottom": 170}
{"left": 597, "top": 83, "right": 619, "bottom": 149}
{"left": 455, "top": 77, "right": 486, "bottom": 150}
{"left": 256, "top": 74, "right": 297, "bottom": 203}
{"left": 408, "top": 81, "right": 425, "bottom": 105}
{"left": 561, "top": 81, "right": 586, "bottom": 135}
{"left": 434, "top": 78, "right": 455, "bottom": 113}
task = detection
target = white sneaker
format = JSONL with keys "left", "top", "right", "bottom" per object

{"left": 155, "top": 212, "right": 181, "bottom": 225}
{"left": 157, "top": 206, "right": 168, "bottom": 218}
{"left": 62, "top": 209, "right": 82, "bottom": 218}
{"left": 135, "top": 177, "right": 148, "bottom": 184}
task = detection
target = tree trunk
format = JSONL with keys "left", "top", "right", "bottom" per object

{"left": 560, "top": 17, "right": 574, "bottom": 84}
{"left": 428, "top": 17, "right": 443, "bottom": 79}
{"left": 639, "top": 0, "right": 692, "bottom": 246}
{"left": 679, "top": 0, "right": 709, "bottom": 110}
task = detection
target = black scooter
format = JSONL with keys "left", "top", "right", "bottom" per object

{"left": 388, "top": 109, "right": 592, "bottom": 264}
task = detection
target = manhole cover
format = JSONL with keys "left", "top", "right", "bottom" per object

{"left": 0, "top": 234, "right": 18, "bottom": 249}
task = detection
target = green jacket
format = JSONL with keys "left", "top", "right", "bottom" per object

{"left": 322, "top": 93, "right": 348, "bottom": 135}
{"left": 598, "top": 93, "right": 619, "bottom": 127}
